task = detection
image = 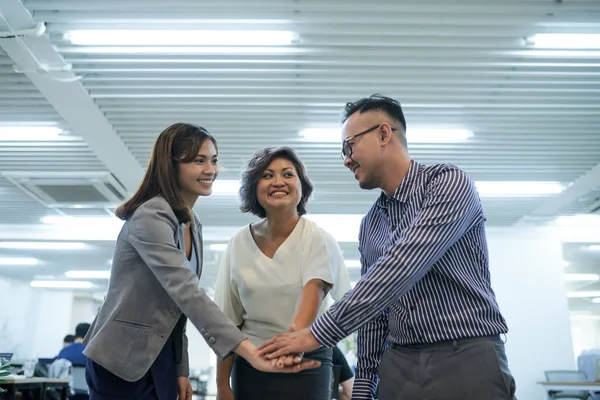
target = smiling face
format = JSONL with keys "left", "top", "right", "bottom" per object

{"left": 256, "top": 157, "right": 302, "bottom": 216}
{"left": 341, "top": 111, "right": 390, "bottom": 190}
{"left": 177, "top": 139, "right": 219, "bottom": 199}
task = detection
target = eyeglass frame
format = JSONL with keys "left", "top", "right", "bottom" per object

{"left": 340, "top": 123, "right": 397, "bottom": 159}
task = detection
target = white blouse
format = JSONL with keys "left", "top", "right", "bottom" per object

{"left": 214, "top": 217, "right": 352, "bottom": 346}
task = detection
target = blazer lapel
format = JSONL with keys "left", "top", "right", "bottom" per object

{"left": 191, "top": 215, "right": 203, "bottom": 277}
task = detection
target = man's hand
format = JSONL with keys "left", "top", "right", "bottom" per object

{"left": 177, "top": 376, "right": 193, "bottom": 400}
{"left": 216, "top": 385, "right": 235, "bottom": 400}
{"left": 249, "top": 351, "right": 320, "bottom": 373}
{"left": 234, "top": 338, "right": 320, "bottom": 373}
{"left": 258, "top": 327, "right": 320, "bottom": 361}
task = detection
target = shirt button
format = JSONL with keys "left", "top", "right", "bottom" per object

{"left": 410, "top": 305, "right": 416, "bottom": 311}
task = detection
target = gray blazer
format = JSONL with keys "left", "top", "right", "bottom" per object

{"left": 83, "top": 196, "right": 246, "bottom": 382}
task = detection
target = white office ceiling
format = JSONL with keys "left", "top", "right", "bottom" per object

{"left": 0, "top": 0, "right": 599, "bottom": 305}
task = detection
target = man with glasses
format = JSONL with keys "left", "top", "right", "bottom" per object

{"left": 260, "top": 94, "right": 517, "bottom": 400}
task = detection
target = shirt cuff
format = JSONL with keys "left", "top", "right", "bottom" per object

{"left": 352, "top": 378, "right": 378, "bottom": 400}
{"left": 309, "top": 311, "right": 348, "bottom": 347}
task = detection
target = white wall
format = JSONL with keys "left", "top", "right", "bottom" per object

{"left": 0, "top": 276, "right": 74, "bottom": 359}
{"left": 487, "top": 227, "right": 575, "bottom": 400}
{"left": 570, "top": 316, "right": 600, "bottom": 359}
{"left": 31, "top": 290, "right": 74, "bottom": 357}
{"left": 70, "top": 295, "right": 101, "bottom": 330}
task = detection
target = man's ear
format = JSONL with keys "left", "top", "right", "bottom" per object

{"left": 380, "top": 123, "right": 394, "bottom": 145}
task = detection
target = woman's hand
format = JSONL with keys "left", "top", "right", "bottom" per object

{"left": 176, "top": 376, "right": 193, "bottom": 400}
{"left": 234, "top": 339, "right": 319, "bottom": 373}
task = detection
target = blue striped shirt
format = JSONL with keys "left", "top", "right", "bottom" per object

{"left": 310, "top": 160, "right": 508, "bottom": 399}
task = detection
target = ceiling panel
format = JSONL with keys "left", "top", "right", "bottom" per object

{"left": 0, "top": 0, "right": 596, "bottom": 303}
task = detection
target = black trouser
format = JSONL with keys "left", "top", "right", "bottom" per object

{"left": 232, "top": 346, "right": 333, "bottom": 400}
{"left": 378, "top": 335, "right": 517, "bottom": 400}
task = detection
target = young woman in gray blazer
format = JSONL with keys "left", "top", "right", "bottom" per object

{"left": 82, "top": 123, "right": 318, "bottom": 400}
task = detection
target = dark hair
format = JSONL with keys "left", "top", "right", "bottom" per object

{"left": 115, "top": 123, "right": 217, "bottom": 224}
{"left": 341, "top": 94, "right": 407, "bottom": 146}
{"left": 239, "top": 147, "right": 313, "bottom": 218}
{"left": 63, "top": 334, "right": 75, "bottom": 344}
{"left": 74, "top": 323, "right": 90, "bottom": 339}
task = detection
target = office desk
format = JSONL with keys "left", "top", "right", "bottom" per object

{"left": 538, "top": 381, "right": 600, "bottom": 399}
{"left": 0, "top": 377, "right": 69, "bottom": 400}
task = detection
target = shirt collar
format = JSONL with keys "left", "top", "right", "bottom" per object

{"left": 377, "top": 159, "right": 420, "bottom": 206}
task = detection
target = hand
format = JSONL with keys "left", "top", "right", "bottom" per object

{"left": 274, "top": 353, "right": 300, "bottom": 368}
{"left": 217, "top": 386, "right": 235, "bottom": 400}
{"left": 234, "top": 339, "right": 320, "bottom": 373}
{"left": 258, "top": 327, "right": 320, "bottom": 361}
{"left": 248, "top": 350, "right": 320, "bottom": 373}
{"left": 177, "top": 376, "right": 193, "bottom": 400}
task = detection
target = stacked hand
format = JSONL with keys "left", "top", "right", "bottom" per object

{"left": 258, "top": 325, "right": 321, "bottom": 367}
{"left": 234, "top": 335, "right": 320, "bottom": 374}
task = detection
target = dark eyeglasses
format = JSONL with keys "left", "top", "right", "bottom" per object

{"left": 340, "top": 124, "right": 396, "bottom": 159}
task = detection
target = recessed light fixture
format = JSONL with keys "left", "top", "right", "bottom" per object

{"left": 30, "top": 280, "right": 93, "bottom": 289}
{"left": 0, "top": 257, "right": 39, "bottom": 265}
{"left": 41, "top": 216, "right": 121, "bottom": 224}
{"left": 65, "top": 270, "right": 110, "bottom": 279}
{"left": 566, "top": 291, "right": 600, "bottom": 298}
{"left": 209, "top": 244, "right": 228, "bottom": 252}
{"left": 299, "top": 128, "right": 473, "bottom": 143}
{"left": 0, "top": 241, "right": 86, "bottom": 250}
{"left": 474, "top": 181, "right": 564, "bottom": 197}
{"left": 211, "top": 180, "right": 240, "bottom": 196}
{"left": 554, "top": 214, "right": 600, "bottom": 226}
{"left": 565, "top": 273, "right": 600, "bottom": 282}
{"left": 0, "top": 126, "right": 63, "bottom": 141}
{"left": 64, "top": 30, "right": 297, "bottom": 46}
{"left": 529, "top": 34, "right": 600, "bottom": 49}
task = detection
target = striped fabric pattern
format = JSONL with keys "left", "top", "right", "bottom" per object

{"left": 310, "top": 160, "right": 508, "bottom": 399}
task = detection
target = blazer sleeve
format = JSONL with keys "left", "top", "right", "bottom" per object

{"left": 176, "top": 332, "right": 189, "bottom": 377}
{"left": 128, "top": 200, "right": 246, "bottom": 360}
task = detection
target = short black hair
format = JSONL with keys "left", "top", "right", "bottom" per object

{"left": 239, "top": 146, "right": 314, "bottom": 219}
{"left": 63, "top": 334, "right": 75, "bottom": 344}
{"left": 75, "top": 323, "right": 91, "bottom": 339}
{"left": 342, "top": 94, "right": 407, "bottom": 144}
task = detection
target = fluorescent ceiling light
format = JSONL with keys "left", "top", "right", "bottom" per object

{"left": 593, "top": 298, "right": 600, "bottom": 304}
{"left": 587, "top": 245, "right": 600, "bottom": 251}
{"left": 0, "top": 241, "right": 86, "bottom": 250}
{"left": 70, "top": 46, "right": 305, "bottom": 55}
{"left": 304, "top": 214, "right": 363, "bottom": 242}
{"left": 30, "top": 280, "right": 93, "bottom": 289}
{"left": 565, "top": 273, "right": 600, "bottom": 282}
{"left": 474, "top": 181, "right": 564, "bottom": 197}
{"left": 554, "top": 214, "right": 600, "bottom": 226}
{"left": 209, "top": 243, "right": 228, "bottom": 252}
{"left": 345, "top": 260, "right": 361, "bottom": 268}
{"left": 41, "top": 216, "right": 122, "bottom": 225}
{"left": 0, "top": 257, "right": 38, "bottom": 265}
{"left": 212, "top": 180, "right": 240, "bottom": 196}
{"left": 64, "top": 30, "right": 297, "bottom": 46}
{"left": 65, "top": 270, "right": 110, "bottom": 279}
{"left": 566, "top": 291, "right": 600, "bottom": 298}
{"left": 407, "top": 128, "right": 473, "bottom": 143}
{"left": 0, "top": 126, "right": 62, "bottom": 141}
{"left": 530, "top": 34, "right": 600, "bottom": 49}
{"left": 299, "top": 128, "right": 472, "bottom": 143}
